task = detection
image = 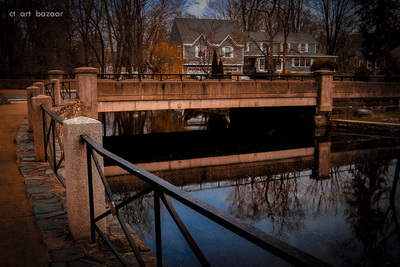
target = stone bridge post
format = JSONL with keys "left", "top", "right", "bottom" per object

{"left": 74, "top": 67, "right": 99, "bottom": 119}
{"left": 51, "top": 79, "right": 61, "bottom": 106}
{"left": 31, "top": 95, "right": 52, "bottom": 161}
{"left": 313, "top": 140, "right": 331, "bottom": 178}
{"left": 33, "top": 82, "right": 45, "bottom": 95}
{"left": 314, "top": 70, "right": 334, "bottom": 127}
{"left": 63, "top": 116, "right": 106, "bottom": 240}
{"left": 48, "top": 70, "right": 64, "bottom": 82}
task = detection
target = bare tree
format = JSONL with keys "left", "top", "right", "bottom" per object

{"left": 310, "top": 0, "right": 356, "bottom": 56}
{"left": 204, "top": 0, "right": 266, "bottom": 32}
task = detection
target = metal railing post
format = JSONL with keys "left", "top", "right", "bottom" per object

{"left": 86, "top": 145, "right": 96, "bottom": 243}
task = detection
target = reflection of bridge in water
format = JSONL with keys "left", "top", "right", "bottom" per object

{"left": 106, "top": 136, "right": 400, "bottom": 193}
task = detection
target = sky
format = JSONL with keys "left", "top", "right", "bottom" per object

{"left": 187, "top": 0, "right": 209, "bottom": 17}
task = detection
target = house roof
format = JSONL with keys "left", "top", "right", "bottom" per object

{"left": 248, "top": 32, "right": 317, "bottom": 43}
{"left": 169, "top": 18, "right": 244, "bottom": 45}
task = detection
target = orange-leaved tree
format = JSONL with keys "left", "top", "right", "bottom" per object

{"left": 147, "top": 42, "right": 183, "bottom": 74}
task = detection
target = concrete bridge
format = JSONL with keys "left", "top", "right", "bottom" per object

{"left": 73, "top": 68, "right": 400, "bottom": 126}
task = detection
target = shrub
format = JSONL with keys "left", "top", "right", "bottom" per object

{"left": 354, "top": 65, "right": 370, "bottom": 81}
{"left": 310, "top": 58, "right": 339, "bottom": 72}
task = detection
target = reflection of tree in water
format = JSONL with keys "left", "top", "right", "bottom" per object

{"left": 340, "top": 159, "right": 400, "bottom": 265}
{"left": 103, "top": 110, "right": 185, "bottom": 136}
{"left": 225, "top": 173, "right": 306, "bottom": 238}
{"left": 116, "top": 192, "right": 155, "bottom": 242}
{"left": 306, "top": 168, "right": 343, "bottom": 218}
{"left": 225, "top": 170, "right": 345, "bottom": 238}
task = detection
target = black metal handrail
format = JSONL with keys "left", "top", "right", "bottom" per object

{"left": 61, "top": 81, "right": 72, "bottom": 100}
{"left": 333, "top": 75, "right": 400, "bottom": 82}
{"left": 97, "top": 73, "right": 315, "bottom": 82}
{"left": 41, "top": 104, "right": 66, "bottom": 188}
{"left": 44, "top": 82, "right": 55, "bottom": 105}
{"left": 98, "top": 73, "right": 400, "bottom": 83}
{"left": 81, "top": 135, "right": 331, "bottom": 267}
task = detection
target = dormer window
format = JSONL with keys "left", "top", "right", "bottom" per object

{"left": 261, "top": 42, "right": 269, "bottom": 52}
{"left": 280, "top": 43, "right": 290, "bottom": 52}
{"left": 195, "top": 46, "right": 205, "bottom": 58}
{"left": 299, "top": 43, "right": 308, "bottom": 52}
{"left": 223, "top": 46, "right": 233, "bottom": 58}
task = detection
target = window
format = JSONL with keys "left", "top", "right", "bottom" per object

{"left": 359, "top": 59, "right": 364, "bottom": 67}
{"left": 276, "top": 59, "right": 282, "bottom": 71}
{"left": 259, "top": 58, "right": 266, "bottom": 71}
{"left": 376, "top": 59, "right": 380, "bottom": 68}
{"left": 261, "top": 42, "right": 269, "bottom": 52}
{"left": 293, "top": 58, "right": 311, "bottom": 67}
{"left": 195, "top": 46, "right": 205, "bottom": 58}
{"left": 367, "top": 61, "right": 372, "bottom": 69}
{"left": 223, "top": 47, "right": 233, "bottom": 58}
{"left": 299, "top": 43, "right": 308, "bottom": 52}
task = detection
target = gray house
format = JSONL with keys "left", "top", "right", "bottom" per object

{"left": 245, "top": 32, "right": 337, "bottom": 74}
{"left": 169, "top": 18, "right": 336, "bottom": 74}
{"left": 169, "top": 18, "right": 245, "bottom": 74}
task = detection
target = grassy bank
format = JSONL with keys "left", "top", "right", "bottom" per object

{"left": 347, "top": 110, "right": 400, "bottom": 124}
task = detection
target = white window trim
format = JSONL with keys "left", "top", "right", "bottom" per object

{"left": 246, "top": 42, "right": 250, "bottom": 52}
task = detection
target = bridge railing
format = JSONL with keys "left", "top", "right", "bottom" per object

{"left": 81, "top": 134, "right": 330, "bottom": 267}
{"left": 41, "top": 104, "right": 66, "bottom": 188}
{"left": 44, "top": 81, "right": 55, "bottom": 105}
{"left": 97, "top": 73, "right": 400, "bottom": 82}
{"left": 61, "top": 81, "right": 72, "bottom": 100}
{"left": 97, "top": 73, "right": 315, "bottom": 82}
{"left": 333, "top": 75, "right": 400, "bottom": 82}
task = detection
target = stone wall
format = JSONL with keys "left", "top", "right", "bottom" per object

{"left": 53, "top": 100, "right": 81, "bottom": 121}
{"left": 332, "top": 81, "right": 400, "bottom": 116}
{"left": 97, "top": 80, "right": 318, "bottom": 112}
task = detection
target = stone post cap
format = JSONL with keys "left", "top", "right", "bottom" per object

{"left": 313, "top": 70, "right": 334, "bottom": 75}
{"left": 64, "top": 116, "right": 101, "bottom": 126}
{"left": 33, "top": 81, "right": 44, "bottom": 85}
{"left": 73, "top": 67, "right": 99, "bottom": 74}
{"left": 50, "top": 79, "right": 60, "bottom": 82}
{"left": 48, "top": 70, "right": 65, "bottom": 75}
{"left": 27, "top": 86, "right": 40, "bottom": 90}
{"left": 32, "top": 94, "right": 52, "bottom": 100}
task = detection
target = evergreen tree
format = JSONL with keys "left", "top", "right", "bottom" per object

{"left": 356, "top": 0, "right": 400, "bottom": 73}
{"left": 218, "top": 58, "right": 224, "bottom": 74}
{"left": 211, "top": 50, "right": 219, "bottom": 74}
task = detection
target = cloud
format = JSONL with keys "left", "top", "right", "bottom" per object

{"left": 187, "top": 0, "right": 208, "bottom": 17}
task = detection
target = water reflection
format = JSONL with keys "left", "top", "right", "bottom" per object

{"left": 340, "top": 160, "right": 399, "bottom": 265}
{"left": 108, "top": 133, "right": 400, "bottom": 266}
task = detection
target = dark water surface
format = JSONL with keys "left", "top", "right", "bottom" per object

{"left": 106, "top": 130, "right": 400, "bottom": 266}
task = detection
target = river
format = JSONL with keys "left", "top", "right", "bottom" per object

{"left": 104, "top": 120, "right": 400, "bottom": 266}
